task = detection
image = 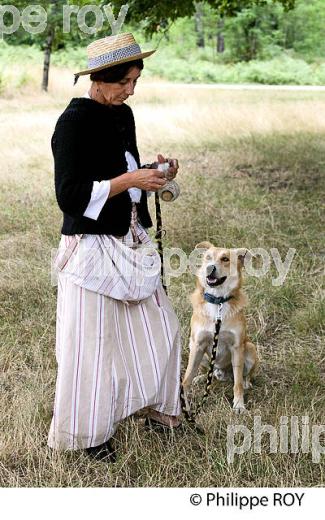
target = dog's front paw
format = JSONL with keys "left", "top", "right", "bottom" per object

{"left": 182, "top": 392, "right": 191, "bottom": 413}
{"left": 233, "top": 398, "right": 246, "bottom": 414}
{"left": 243, "top": 378, "right": 253, "bottom": 390}
{"left": 213, "top": 368, "right": 232, "bottom": 382}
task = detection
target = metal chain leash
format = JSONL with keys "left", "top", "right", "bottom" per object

{"left": 154, "top": 181, "right": 222, "bottom": 432}
{"left": 179, "top": 318, "right": 221, "bottom": 429}
{"left": 154, "top": 192, "right": 167, "bottom": 294}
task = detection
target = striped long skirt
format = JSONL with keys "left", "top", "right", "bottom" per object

{"left": 48, "top": 272, "right": 181, "bottom": 450}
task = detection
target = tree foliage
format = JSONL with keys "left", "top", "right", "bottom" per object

{"left": 186, "top": 0, "right": 325, "bottom": 62}
{"left": 111, "top": 0, "right": 296, "bottom": 35}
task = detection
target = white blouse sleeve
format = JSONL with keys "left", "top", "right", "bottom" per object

{"left": 83, "top": 180, "right": 110, "bottom": 220}
{"left": 83, "top": 149, "right": 143, "bottom": 221}
{"left": 126, "top": 151, "right": 142, "bottom": 203}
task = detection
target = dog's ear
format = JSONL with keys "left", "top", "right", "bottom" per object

{"left": 195, "top": 241, "right": 214, "bottom": 251}
{"left": 232, "top": 248, "right": 251, "bottom": 267}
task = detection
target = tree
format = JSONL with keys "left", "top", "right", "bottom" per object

{"left": 194, "top": 2, "right": 205, "bottom": 48}
{"left": 42, "top": 0, "right": 61, "bottom": 92}
{"left": 282, "top": 0, "right": 325, "bottom": 58}
{"left": 217, "top": 17, "right": 225, "bottom": 53}
{"left": 222, "top": 1, "right": 289, "bottom": 61}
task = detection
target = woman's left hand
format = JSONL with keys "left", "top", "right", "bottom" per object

{"left": 157, "top": 154, "right": 179, "bottom": 181}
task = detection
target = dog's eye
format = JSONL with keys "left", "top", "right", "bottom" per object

{"left": 206, "top": 254, "right": 212, "bottom": 261}
{"left": 221, "top": 256, "right": 229, "bottom": 262}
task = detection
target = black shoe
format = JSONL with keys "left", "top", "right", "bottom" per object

{"left": 85, "top": 440, "right": 117, "bottom": 463}
{"left": 145, "top": 417, "right": 205, "bottom": 436}
{"left": 144, "top": 417, "right": 183, "bottom": 433}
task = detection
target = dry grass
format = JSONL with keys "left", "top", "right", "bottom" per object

{"left": 0, "top": 65, "right": 324, "bottom": 487}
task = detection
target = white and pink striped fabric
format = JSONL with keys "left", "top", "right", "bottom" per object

{"left": 54, "top": 231, "right": 161, "bottom": 303}
{"left": 48, "top": 209, "right": 181, "bottom": 450}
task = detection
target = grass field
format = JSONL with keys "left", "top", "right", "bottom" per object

{"left": 0, "top": 66, "right": 324, "bottom": 487}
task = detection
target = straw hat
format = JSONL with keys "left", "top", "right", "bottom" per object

{"left": 74, "top": 32, "right": 156, "bottom": 83}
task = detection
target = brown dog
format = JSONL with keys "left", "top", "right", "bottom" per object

{"left": 183, "top": 242, "right": 259, "bottom": 413}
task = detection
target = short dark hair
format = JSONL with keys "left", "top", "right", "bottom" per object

{"left": 90, "top": 59, "right": 144, "bottom": 83}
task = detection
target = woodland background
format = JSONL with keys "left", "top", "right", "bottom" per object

{"left": 1, "top": 0, "right": 325, "bottom": 90}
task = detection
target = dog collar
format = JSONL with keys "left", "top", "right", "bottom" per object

{"left": 204, "top": 293, "right": 234, "bottom": 305}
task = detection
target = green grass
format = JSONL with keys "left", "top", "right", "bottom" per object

{"left": 0, "top": 86, "right": 324, "bottom": 487}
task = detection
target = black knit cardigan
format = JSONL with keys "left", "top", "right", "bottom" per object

{"left": 52, "top": 97, "right": 153, "bottom": 236}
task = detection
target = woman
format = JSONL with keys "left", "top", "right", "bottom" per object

{"left": 48, "top": 33, "right": 181, "bottom": 461}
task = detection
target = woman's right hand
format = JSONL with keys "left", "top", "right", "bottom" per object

{"left": 130, "top": 169, "right": 167, "bottom": 192}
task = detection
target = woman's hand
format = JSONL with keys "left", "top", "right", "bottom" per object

{"left": 153, "top": 154, "right": 179, "bottom": 181}
{"left": 131, "top": 168, "right": 167, "bottom": 192}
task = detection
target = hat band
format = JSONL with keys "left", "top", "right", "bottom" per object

{"left": 88, "top": 43, "right": 142, "bottom": 69}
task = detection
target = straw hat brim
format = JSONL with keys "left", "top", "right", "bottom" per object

{"left": 76, "top": 49, "right": 156, "bottom": 77}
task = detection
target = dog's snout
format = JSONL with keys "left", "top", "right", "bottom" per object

{"left": 206, "top": 264, "right": 216, "bottom": 276}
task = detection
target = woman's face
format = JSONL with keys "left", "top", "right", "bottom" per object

{"left": 98, "top": 66, "right": 141, "bottom": 105}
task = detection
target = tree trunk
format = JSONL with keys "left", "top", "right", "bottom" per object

{"left": 194, "top": 2, "right": 205, "bottom": 48}
{"left": 217, "top": 18, "right": 225, "bottom": 53}
{"left": 42, "top": 27, "right": 54, "bottom": 92}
